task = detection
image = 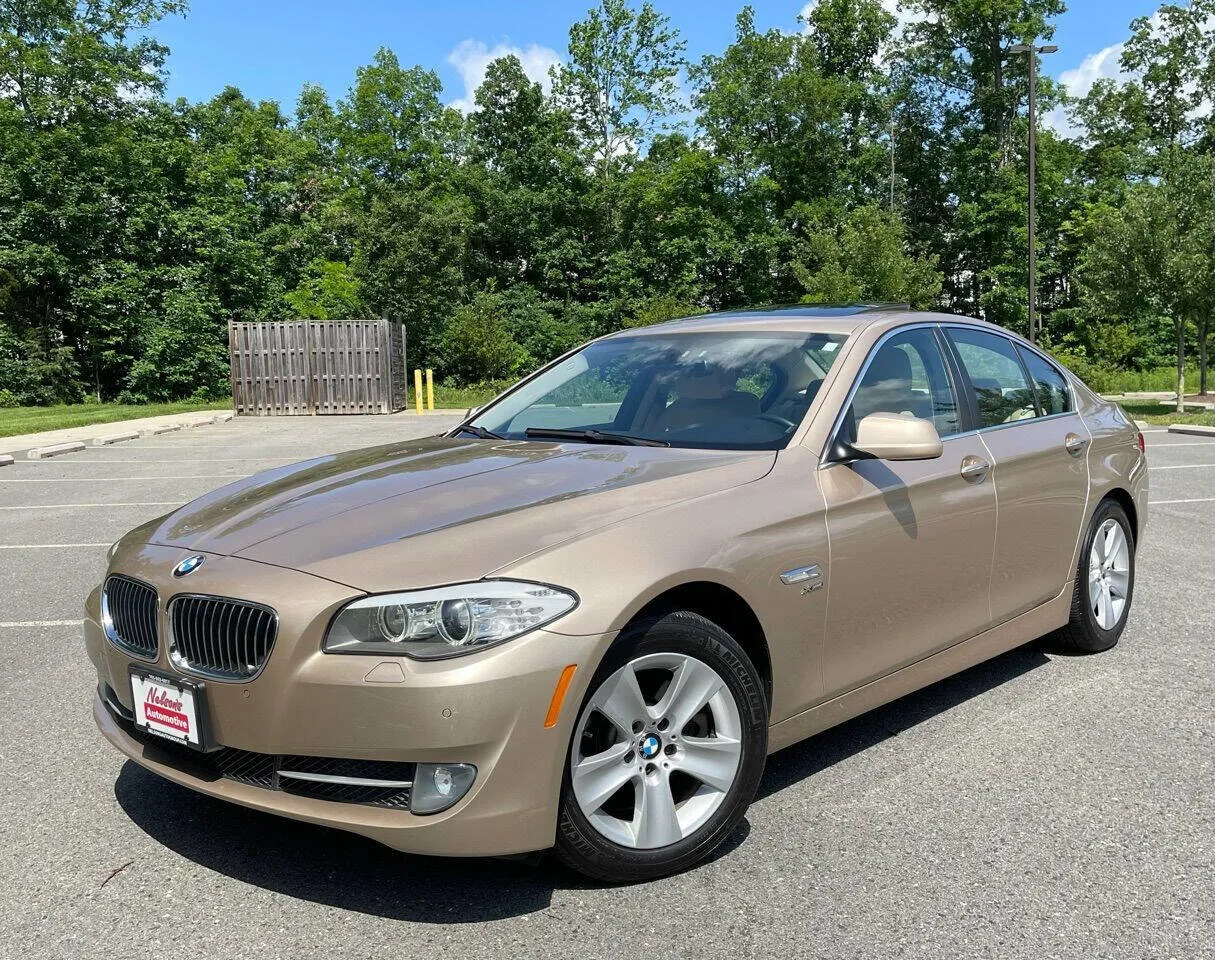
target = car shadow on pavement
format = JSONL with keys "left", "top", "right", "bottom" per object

{"left": 757, "top": 640, "right": 1051, "bottom": 800}
{"left": 114, "top": 641, "right": 1049, "bottom": 921}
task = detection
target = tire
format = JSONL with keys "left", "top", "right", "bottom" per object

{"left": 554, "top": 610, "right": 768, "bottom": 883}
{"left": 1055, "top": 498, "right": 1136, "bottom": 653}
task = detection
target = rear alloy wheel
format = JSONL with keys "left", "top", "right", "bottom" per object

{"left": 555, "top": 612, "right": 767, "bottom": 883}
{"left": 1088, "top": 517, "right": 1131, "bottom": 631}
{"left": 1057, "top": 499, "right": 1136, "bottom": 653}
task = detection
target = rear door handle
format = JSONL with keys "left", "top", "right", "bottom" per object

{"left": 1065, "top": 433, "right": 1089, "bottom": 457}
{"left": 960, "top": 456, "right": 990, "bottom": 483}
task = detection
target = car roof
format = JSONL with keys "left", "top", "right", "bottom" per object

{"left": 608, "top": 305, "right": 1005, "bottom": 339}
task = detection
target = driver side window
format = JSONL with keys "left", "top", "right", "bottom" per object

{"left": 847, "top": 329, "right": 961, "bottom": 439}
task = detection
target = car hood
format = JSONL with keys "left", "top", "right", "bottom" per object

{"left": 143, "top": 436, "right": 774, "bottom": 591}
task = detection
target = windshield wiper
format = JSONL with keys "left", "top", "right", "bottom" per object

{"left": 524, "top": 427, "right": 669, "bottom": 447}
{"left": 456, "top": 424, "right": 504, "bottom": 439}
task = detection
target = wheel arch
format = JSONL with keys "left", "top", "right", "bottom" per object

{"left": 624, "top": 581, "right": 773, "bottom": 709}
{"left": 1101, "top": 487, "right": 1139, "bottom": 544}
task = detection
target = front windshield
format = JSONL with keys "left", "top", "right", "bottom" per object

{"left": 468, "top": 331, "right": 849, "bottom": 451}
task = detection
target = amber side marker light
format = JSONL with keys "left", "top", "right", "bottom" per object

{"left": 544, "top": 664, "right": 578, "bottom": 728}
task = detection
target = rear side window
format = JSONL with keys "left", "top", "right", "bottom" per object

{"left": 946, "top": 328, "right": 1038, "bottom": 427}
{"left": 1017, "top": 346, "right": 1072, "bottom": 415}
{"left": 848, "top": 329, "right": 961, "bottom": 438}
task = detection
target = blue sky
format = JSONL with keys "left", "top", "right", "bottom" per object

{"left": 149, "top": 0, "right": 1161, "bottom": 118}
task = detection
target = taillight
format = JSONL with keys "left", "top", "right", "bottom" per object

{"left": 1136, "top": 431, "right": 1145, "bottom": 453}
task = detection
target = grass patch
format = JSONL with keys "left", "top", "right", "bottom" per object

{"left": 0, "top": 401, "right": 230, "bottom": 439}
{"left": 429, "top": 381, "right": 510, "bottom": 410}
{"left": 1116, "top": 400, "right": 1215, "bottom": 427}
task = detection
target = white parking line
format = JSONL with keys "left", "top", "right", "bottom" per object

{"left": 0, "top": 475, "right": 249, "bottom": 482}
{"left": 1144, "top": 441, "right": 1215, "bottom": 447}
{"left": 0, "top": 619, "right": 84, "bottom": 628}
{"left": 0, "top": 543, "right": 109, "bottom": 549}
{"left": 1149, "top": 498, "right": 1215, "bottom": 505}
{"left": 1148, "top": 464, "right": 1215, "bottom": 471}
{"left": 0, "top": 502, "right": 183, "bottom": 510}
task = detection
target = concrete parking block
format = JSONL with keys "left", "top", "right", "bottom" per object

{"left": 214, "top": 412, "right": 234, "bottom": 422}
{"left": 26, "top": 441, "right": 86, "bottom": 460}
{"left": 1167, "top": 424, "right": 1215, "bottom": 437}
{"left": 93, "top": 430, "right": 140, "bottom": 446}
{"left": 0, "top": 454, "right": 12, "bottom": 467}
{"left": 139, "top": 423, "right": 182, "bottom": 437}
{"left": 184, "top": 416, "right": 217, "bottom": 428}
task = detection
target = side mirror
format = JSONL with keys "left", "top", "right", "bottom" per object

{"left": 852, "top": 412, "right": 943, "bottom": 461}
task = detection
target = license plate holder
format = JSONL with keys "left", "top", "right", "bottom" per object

{"left": 128, "top": 667, "right": 213, "bottom": 751}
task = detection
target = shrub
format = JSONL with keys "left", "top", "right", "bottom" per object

{"left": 438, "top": 290, "right": 533, "bottom": 385}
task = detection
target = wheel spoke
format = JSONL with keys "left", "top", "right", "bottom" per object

{"left": 1088, "top": 571, "right": 1102, "bottom": 610}
{"left": 655, "top": 657, "right": 723, "bottom": 731}
{"left": 596, "top": 664, "right": 650, "bottom": 734}
{"left": 634, "top": 774, "right": 682, "bottom": 848}
{"left": 1107, "top": 568, "right": 1129, "bottom": 599}
{"left": 1103, "top": 524, "right": 1119, "bottom": 562}
{"left": 679, "top": 736, "right": 741, "bottom": 793}
{"left": 1097, "top": 580, "right": 1114, "bottom": 629}
{"left": 572, "top": 742, "right": 636, "bottom": 812}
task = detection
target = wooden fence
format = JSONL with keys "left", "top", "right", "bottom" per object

{"left": 228, "top": 318, "right": 407, "bottom": 416}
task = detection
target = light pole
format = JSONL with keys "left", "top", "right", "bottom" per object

{"left": 1009, "top": 42, "right": 1057, "bottom": 344}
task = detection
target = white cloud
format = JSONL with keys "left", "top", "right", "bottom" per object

{"left": 1057, "top": 40, "right": 1126, "bottom": 102}
{"left": 446, "top": 39, "right": 562, "bottom": 114}
{"left": 1044, "top": 12, "right": 1158, "bottom": 138}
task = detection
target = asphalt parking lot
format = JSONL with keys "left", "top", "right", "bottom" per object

{"left": 1, "top": 416, "right": 1212, "bottom": 960}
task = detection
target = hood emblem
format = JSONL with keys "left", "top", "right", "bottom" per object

{"left": 173, "top": 554, "right": 205, "bottom": 578}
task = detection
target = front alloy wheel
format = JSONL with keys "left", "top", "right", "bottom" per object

{"left": 555, "top": 611, "right": 767, "bottom": 883}
{"left": 571, "top": 652, "right": 743, "bottom": 849}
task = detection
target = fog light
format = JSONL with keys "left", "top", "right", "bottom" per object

{"left": 411, "top": 763, "right": 476, "bottom": 815}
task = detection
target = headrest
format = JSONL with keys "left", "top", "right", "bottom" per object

{"left": 674, "top": 366, "right": 734, "bottom": 400}
{"left": 866, "top": 348, "right": 912, "bottom": 386}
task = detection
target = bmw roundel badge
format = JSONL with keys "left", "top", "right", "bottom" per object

{"left": 173, "top": 554, "right": 205, "bottom": 578}
{"left": 640, "top": 735, "right": 661, "bottom": 760}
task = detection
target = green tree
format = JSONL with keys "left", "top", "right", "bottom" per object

{"left": 554, "top": 0, "right": 686, "bottom": 178}
{"left": 438, "top": 288, "right": 532, "bottom": 384}
{"left": 792, "top": 204, "right": 941, "bottom": 308}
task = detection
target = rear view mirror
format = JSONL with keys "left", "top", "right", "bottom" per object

{"left": 852, "top": 412, "right": 943, "bottom": 461}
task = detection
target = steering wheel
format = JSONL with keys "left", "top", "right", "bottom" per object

{"left": 756, "top": 413, "right": 797, "bottom": 430}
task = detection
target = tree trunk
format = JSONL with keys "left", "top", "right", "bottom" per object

{"left": 1200, "top": 317, "right": 1209, "bottom": 396}
{"left": 1176, "top": 320, "right": 1186, "bottom": 413}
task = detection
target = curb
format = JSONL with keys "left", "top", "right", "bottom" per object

{"left": 27, "top": 441, "right": 86, "bottom": 460}
{"left": 0, "top": 454, "right": 13, "bottom": 467}
{"left": 94, "top": 431, "right": 140, "bottom": 446}
{"left": 140, "top": 424, "right": 182, "bottom": 437}
{"left": 184, "top": 416, "right": 217, "bottom": 428}
{"left": 1167, "top": 424, "right": 1215, "bottom": 437}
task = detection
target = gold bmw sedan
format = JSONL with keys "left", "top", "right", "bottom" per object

{"left": 87, "top": 306, "right": 1147, "bottom": 882}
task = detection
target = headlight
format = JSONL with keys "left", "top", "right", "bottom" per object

{"left": 323, "top": 580, "right": 578, "bottom": 659}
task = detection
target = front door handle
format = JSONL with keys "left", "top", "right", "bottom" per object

{"left": 960, "top": 455, "right": 990, "bottom": 483}
{"left": 1065, "top": 433, "right": 1089, "bottom": 457}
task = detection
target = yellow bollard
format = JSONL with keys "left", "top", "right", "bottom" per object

{"left": 426, "top": 369, "right": 435, "bottom": 411}
{"left": 414, "top": 369, "right": 423, "bottom": 413}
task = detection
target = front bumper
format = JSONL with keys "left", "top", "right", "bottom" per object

{"left": 86, "top": 545, "right": 610, "bottom": 857}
